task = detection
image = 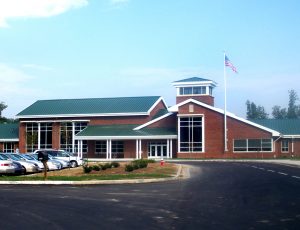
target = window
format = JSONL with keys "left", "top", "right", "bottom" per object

{"left": 95, "top": 141, "right": 107, "bottom": 158}
{"left": 281, "top": 140, "right": 289, "bottom": 152}
{"left": 179, "top": 117, "right": 203, "bottom": 152}
{"left": 60, "top": 122, "right": 88, "bottom": 153}
{"left": 26, "top": 123, "right": 38, "bottom": 152}
{"left": 112, "top": 141, "right": 124, "bottom": 158}
{"left": 3, "top": 142, "right": 14, "bottom": 153}
{"left": 60, "top": 122, "right": 73, "bottom": 151}
{"left": 74, "top": 122, "right": 88, "bottom": 153}
{"left": 40, "top": 123, "right": 52, "bottom": 149}
{"left": 179, "top": 86, "right": 207, "bottom": 95}
{"left": 234, "top": 139, "right": 272, "bottom": 152}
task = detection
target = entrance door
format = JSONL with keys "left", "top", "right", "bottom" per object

{"left": 148, "top": 142, "right": 167, "bottom": 158}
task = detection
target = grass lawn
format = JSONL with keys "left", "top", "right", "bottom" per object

{"left": 0, "top": 162, "right": 178, "bottom": 181}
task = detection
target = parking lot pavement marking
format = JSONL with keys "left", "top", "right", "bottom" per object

{"left": 267, "top": 169, "right": 275, "bottom": 173}
{"left": 251, "top": 166, "right": 258, "bottom": 169}
{"left": 258, "top": 167, "right": 265, "bottom": 170}
{"left": 278, "top": 172, "right": 288, "bottom": 176}
{"left": 292, "top": 176, "right": 300, "bottom": 179}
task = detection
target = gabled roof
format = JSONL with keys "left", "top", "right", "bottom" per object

{"left": 250, "top": 119, "right": 300, "bottom": 137}
{"left": 173, "top": 77, "right": 212, "bottom": 83}
{"left": 0, "top": 123, "right": 19, "bottom": 141}
{"left": 169, "top": 99, "right": 281, "bottom": 136}
{"left": 172, "top": 77, "right": 217, "bottom": 87}
{"left": 75, "top": 124, "right": 177, "bottom": 140}
{"left": 16, "top": 96, "right": 165, "bottom": 119}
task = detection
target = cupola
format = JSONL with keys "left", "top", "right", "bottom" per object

{"left": 172, "top": 77, "right": 217, "bottom": 106}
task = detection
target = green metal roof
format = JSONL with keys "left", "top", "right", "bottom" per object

{"left": 0, "top": 123, "right": 19, "bottom": 140}
{"left": 16, "top": 96, "right": 161, "bottom": 117}
{"left": 250, "top": 119, "right": 300, "bottom": 135}
{"left": 173, "top": 77, "right": 212, "bottom": 83}
{"left": 75, "top": 124, "right": 177, "bottom": 139}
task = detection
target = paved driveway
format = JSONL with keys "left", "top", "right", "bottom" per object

{"left": 0, "top": 162, "right": 299, "bottom": 230}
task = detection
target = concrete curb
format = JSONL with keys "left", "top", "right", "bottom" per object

{"left": 0, "top": 164, "right": 188, "bottom": 185}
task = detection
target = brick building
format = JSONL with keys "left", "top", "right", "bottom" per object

{"left": 1, "top": 77, "right": 300, "bottom": 159}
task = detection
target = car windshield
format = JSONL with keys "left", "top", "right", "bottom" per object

{"left": 0, "top": 154, "right": 9, "bottom": 160}
{"left": 31, "top": 154, "right": 38, "bottom": 160}
{"left": 11, "top": 154, "right": 24, "bottom": 160}
{"left": 7, "top": 154, "right": 19, "bottom": 161}
{"left": 23, "top": 155, "right": 35, "bottom": 160}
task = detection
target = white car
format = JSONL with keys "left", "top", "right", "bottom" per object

{"left": 29, "top": 154, "right": 62, "bottom": 171}
{"left": 5, "top": 153, "right": 40, "bottom": 173}
{"left": 0, "top": 159, "right": 17, "bottom": 174}
{"left": 34, "top": 149, "right": 83, "bottom": 168}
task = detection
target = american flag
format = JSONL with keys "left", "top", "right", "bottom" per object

{"left": 225, "top": 55, "right": 238, "bottom": 73}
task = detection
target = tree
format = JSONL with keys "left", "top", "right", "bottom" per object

{"left": 246, "top": 100, "right": 268, "bottom": 119}
{"left": 0, "top": 102, "right": 8, "bottom": 117}
{"left": 287, "top": 90, "right": 299, "bottom": 119}
{"left": 272, "top": 105, "right": 287, "bottom": 119}
{"left": 271, "top": 90, "right": 300, "bottom": 119}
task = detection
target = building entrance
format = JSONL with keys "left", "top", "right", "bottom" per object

{"left": 148, "top": 142, "right": 167, "bottom": 158}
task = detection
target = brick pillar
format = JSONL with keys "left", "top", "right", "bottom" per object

{"left": 52, "top": 122, "right": 60, "bottom": 150}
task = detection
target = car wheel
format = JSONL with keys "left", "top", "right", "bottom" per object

{"left": 70, "top": 161, "right": 77, "bottom": 168}
{"left": 22, "top": 166, "right": 26, "bottom": 174}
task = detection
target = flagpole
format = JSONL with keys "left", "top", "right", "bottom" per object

{"left": 223, "top": 52, "right": 228, "bottom": 152}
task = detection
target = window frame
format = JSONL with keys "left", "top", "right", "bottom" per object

{"left": 233, "top": 138, "right": 273, "bottom": 152}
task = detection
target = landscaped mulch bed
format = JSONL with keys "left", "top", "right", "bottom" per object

{"left": 35, "top": 162, "right": 178, "bottom": 177}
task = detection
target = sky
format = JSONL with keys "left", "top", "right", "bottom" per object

{"left": 0, "top": 0, "right": 300, "bottom": 119}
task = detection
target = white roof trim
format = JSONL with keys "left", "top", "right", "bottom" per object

{"left": 16, "top": 112, "right": 148, "bottom": 119}
{"left": 133, "top": 112, "right": 174, "bottom": 130}
{"left": 147, "top": 97, "right": 168, "bottom": 115}
{"left": 20, "top": 119, "right": 90, "bottom": 123}
{"left": 172, "top": 80, "right": 217, "bottom": 87}
{"left": 0, "top": 138, "right": 19, "bottom": 142}
{"left": 282, "top": 135, "right": 300, "bottom": 138}
{"left": 168, "top": 98, "right": 281, "bottom": 136}
{"left": 74, "top": 135, "right": 177, "bottom": 140}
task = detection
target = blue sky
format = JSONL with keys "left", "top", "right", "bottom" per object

{"left": 0, "top": 0, "right": 300, "bottom": 118}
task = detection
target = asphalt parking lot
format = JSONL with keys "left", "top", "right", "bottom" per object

{"left": 0, "top": 162, "right": 299, "bottom": 230}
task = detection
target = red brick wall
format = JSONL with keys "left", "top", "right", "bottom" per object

{"left": 176, "top": 95, "right": 214, "bottom": 106}
{"left": 52, "top": 122, "right": 60, "bottom": 150}
{"left": 19, "top": 123, "right": 26, "bottom": 153}
{"left": 148, "top": 114, "right": 177, "bottom": 128}
{"left": 177, "top": 102, "right": 275, "bottom": 159}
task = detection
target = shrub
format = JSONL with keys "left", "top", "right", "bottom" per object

{"left": 146, "top": 159, "right": 155, "bottom": 163}
{"left": 92, "top": 165, "right": 101, "bottom": 171}
{"left": 83, "top": 165, "right": 92, "bottom": 173}
{"left": 111, "top": 162, "right": 120, "bottom": 168}
{"left": 125, "top": 164, "right": 134, "bottom": 172}
{"left": 133, "top": 159, "right": 148, "bottom": 169}
{"left": 100, "top": 164, "right": 107, "bottom": 170}
{"left": 104, "top": 163, "right": 112, "bottom": 169}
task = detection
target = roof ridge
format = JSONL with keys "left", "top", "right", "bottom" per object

{"left": 36, "top": 95, "right": 161, "bottom": 102}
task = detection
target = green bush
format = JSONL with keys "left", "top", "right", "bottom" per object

{"left": 92, "top": 165, "right": 101, "bottom": 171}
{"left": 83, "top": 166, "right": 92, "bottom": 173}
{"left": 100, "top": 164, "right": 107, "bottom": 170}
{"left": 125, "top": 164, "right": 134, "bottom": 172}
{"left": 146, "top": 159, "right": 155, "bottom": 163}
{"left": 133, "top": 159, "right": 148, "bottom": 169}
{"left": 111, "top": 162, "right": 120, "bottom": 168}
{"left": 104, "top": 163, "right": 112, "bottom": 169}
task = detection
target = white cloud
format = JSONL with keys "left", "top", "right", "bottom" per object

{"left": 0, "top": 63, "right": 45, "bottom": 117}
{"left": 110, "top": 0, "right": 129, "bottom": 5}
{"left": 22, "top": 63, "right": 53, "bottom": 71}
{"left": 0, "top": 0, "right": 88, "bottom": 27}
